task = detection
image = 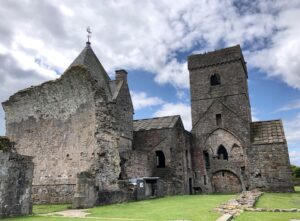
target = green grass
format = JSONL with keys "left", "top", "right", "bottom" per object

{"left": 87, "top": 194, "right": 235, "bottom": 221}
{"left": 32, "top": 204, "right": 71, "bottom": 214}
{"left": 234, "top": 212, "right": 300, "bottom": 221}
{"left": 255, "top": 186, "right": 300, "bottom": 209}
{"left": 1, "top": 194, "right": 235, "bottom": 221}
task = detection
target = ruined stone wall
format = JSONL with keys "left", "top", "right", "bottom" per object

{"left": 247, "top": 142, "right": 294, "bottom": 192}
{"left": 114, "top": 81, "right": 133, "bottom": 149}
{"left": 2, "top": 66, "right": 99, "bottom": 203}
{"left": 0, "top": 137, "right": 34, "bottom": 218}
{"left": 113, "top": 79, "right": 134, "bottom": 179}
{"left": 128, "top": 124, "right": 192, "bottom": 195}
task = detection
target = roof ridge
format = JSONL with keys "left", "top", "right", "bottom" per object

{"left": 134, "top": 115, "right": 180, "bottom": 122}
{"left": 251, "top": 119, "right": 281, "bottom": 122}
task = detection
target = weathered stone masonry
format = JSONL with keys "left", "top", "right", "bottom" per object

{"left": 1, "top": 43, "right": 294, "bottom": 208}
{"left": 0, "top": 137, "right": 34, "bottom": 218}
{"left": 188, "top": 45, "right": 293, "bottom": 193}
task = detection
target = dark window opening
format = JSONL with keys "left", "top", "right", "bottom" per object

{"left": 185, "top": 150, "right": 189, "bottom": 168}
{"left": 203, "top": 151, "right": 210, "bottom": 169}
{"left": 217, "top": 145, "right": 228, "bottom": 160}
{"left": 241, "top": 166, "right": 245, "bottom": 176}
{"left": 118, "top": 157, "right": 127, "bottom": 180}
{"left": 216, "top": 114, "right": 222, "bottom": 126}
{"left": 255, "top": 172, "right": 262, "bottom": 178}
{"left": 193, "top": 187, "right": 202, "bottom": 194}
{"left": 156, "top": 151, "right": 165, "bottom": 168}
{"left": 222, "top": 171, "right": 225, "bottom": 177}
{"left": 194, "top": 172, "right": 198, "bottom": 179}
{"left": 204, "top": 175, "right": 207, "bottom": 185}
{"left": 210, "top": 73, "right": 221, "bottom": 86}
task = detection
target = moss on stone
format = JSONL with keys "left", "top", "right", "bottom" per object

{"left": 0, "top": 136, "right": 13, "bottom": 151}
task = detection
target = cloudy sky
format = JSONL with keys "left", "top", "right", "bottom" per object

{"left": 1, "top": 0, "right": 300, "bottom": 165}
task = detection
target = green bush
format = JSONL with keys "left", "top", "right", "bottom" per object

{"left": 291, "top": 165, "right": 300, "bottom": 178}
{"left": 294, "top": 167, "right": 300, "bottom": 178}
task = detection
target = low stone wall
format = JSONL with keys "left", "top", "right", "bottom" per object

{"left": 215, "top": 189, "right": 263, "bottom": 216}
{"left": 32, "top": 184, "right": 75, "bottom": 204}
{"left": 0, "top": 138, "right": 34, "bottom": 218}
{"left": 73, "top": 171, "right": 165, "bottom": 209}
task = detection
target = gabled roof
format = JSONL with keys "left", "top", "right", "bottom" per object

{"left": 69, "top": 42, "right": 112, "bottom": 98}
{"left": 250, "top": 120, "right": 286, "bottom": 145}
{"left": 133, "top": 115, "right": 181, "bottom": 131}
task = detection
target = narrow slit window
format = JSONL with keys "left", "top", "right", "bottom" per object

{"left": 203, "top": 151, "right": 210, "bottom": 169}
{"left": 216, "top": 114, "right": 222, "bottom": 126}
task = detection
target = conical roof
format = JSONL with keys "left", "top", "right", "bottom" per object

{"left": 69, "top": 42, "right": 112, "bottom": 98}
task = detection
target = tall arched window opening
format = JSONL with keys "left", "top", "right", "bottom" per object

{"left": 217, "top": 145, "right": 228, "bottom": 160}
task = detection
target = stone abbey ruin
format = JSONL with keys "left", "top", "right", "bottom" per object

{"left": 0, "top": 42, "right": 294, "bottom": 212}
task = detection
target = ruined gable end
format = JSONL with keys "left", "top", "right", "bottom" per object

{"left": 248, "top": 120, "right": 294, "bottom": 192}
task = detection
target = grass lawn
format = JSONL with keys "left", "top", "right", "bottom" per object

{"left": 1, "top": 194, "right": 235, "bottom": 221}
{"left": 234, "top": 212, "right": 300, "bottom": 221}
{"left": 87, "top": 194, "right": 234, "bottom": 220}
{"left": 255, "top": 186, "right": 300, "bottom": 209}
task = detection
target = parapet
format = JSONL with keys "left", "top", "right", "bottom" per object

{"left": 188, "top": 45, "right": 248, "bottom": 77}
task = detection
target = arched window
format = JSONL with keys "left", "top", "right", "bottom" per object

{"left": 156, "top": 151, "right": 165, "bottom": 168}
{"left": 203, "top": 151, "right": 210, "bottom": 169}
{"left": 210, "top": 73, "right": 221, "bottom": 86}
{"left": 217, "top": 145, "right": 228, "bottom": 160}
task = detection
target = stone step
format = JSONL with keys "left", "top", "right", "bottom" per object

{"left": 216, "top": 213, "right": 233, "bottom": 221}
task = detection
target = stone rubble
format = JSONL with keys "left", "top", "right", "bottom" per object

{"left": 214, "top": 189, "right": 263, "bottom": 216}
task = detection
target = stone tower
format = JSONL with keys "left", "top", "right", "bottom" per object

{"left": 188, "top": 45, "right": 251, "bottom": 193}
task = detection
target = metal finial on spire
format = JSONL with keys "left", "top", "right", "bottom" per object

{"left": 86, "top": 26, "right": 92, "bottom": 43}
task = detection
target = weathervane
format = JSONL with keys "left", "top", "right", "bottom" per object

{"left": 86, "top": 26, "right": 92, "bottom": 43}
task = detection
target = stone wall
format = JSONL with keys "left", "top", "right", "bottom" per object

{"left": 0, "top": 137, "right": 34, "bottom": 218}
{"left": 113, "top": 71, "right": 134, "bottom": 179}
{"left": 247, "top": 142, "right": 294, "bottom": 192}
{"left": 32, "top": 184, "right": 75, "bottom": 204}
{"left": 128, "top": 121, "right": 192, "bottom": 195}
{"left": 188, "top": 46, "right": 251, "bottom": 193}
{"left": 2, "top": 66, "right": 121, "bottom": 203}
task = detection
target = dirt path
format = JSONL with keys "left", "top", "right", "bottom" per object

{"left": 42, "top": 209, "right": 145, "bottom": 220}
{"left": 43, "top": 209, "right": 90, "bottom": 218}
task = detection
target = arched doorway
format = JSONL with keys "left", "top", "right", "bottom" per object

{"left": 156, "top": 151, "right": 165, "bottom": 168}
{"left": 212, "top": 170, "right": 242, "bottom": 193}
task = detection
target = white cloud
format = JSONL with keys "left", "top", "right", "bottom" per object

{"left": 289, "top": 150, "right": 300, "bottom": 166}
{"left": 1, "top": 0, "right": 300, "bottom": 137}
{"left": 246, "top": 8, "right": 300, "bottom": 89}
{"left": 277, "top": 100, "right": 300, "bottom": 112}
{"left": 251, "top": 108, "right": 259, "bottom": 122}
{"left": 284, "top": 114, "right": 300, "bottom": 145}
{"left": 154, "top": 102, "right": 191, "bottom": 130}
{"left": 1, "top": 0, "right": 300, "bottom": 94}
{"left": 154, "top": 59, "right": 189, "bottom": 89}
{"left": 130, "top": 91, "right": 164, "bottom": 110}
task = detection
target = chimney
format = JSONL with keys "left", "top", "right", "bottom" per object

{"left": 115, "top": 69, "right": 127, "bottom": 84}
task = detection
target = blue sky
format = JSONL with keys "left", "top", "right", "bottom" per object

{"left": 0, "top": 0, "right": 300, "bottom": 165}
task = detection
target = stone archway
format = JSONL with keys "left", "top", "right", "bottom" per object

{"left": 212, "top": 170, "right": 242, "bottom": 193}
